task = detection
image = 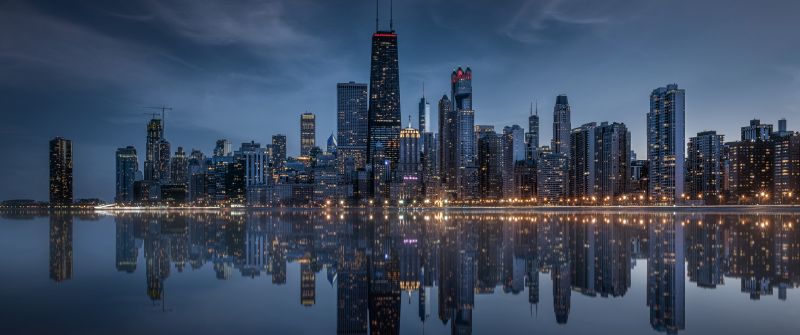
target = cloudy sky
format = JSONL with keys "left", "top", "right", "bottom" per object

{"left": 1, "top": 0, "right": 799, "bottom": 201}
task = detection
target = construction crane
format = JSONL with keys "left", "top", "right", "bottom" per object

{"left": 144, "top": 105, "right": 173, "bottom": 137}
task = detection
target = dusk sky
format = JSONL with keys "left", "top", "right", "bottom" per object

{"left": 2, "top": 0, "right": 799, "bottom": 201}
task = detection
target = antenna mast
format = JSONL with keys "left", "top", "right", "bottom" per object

{"left": 390, "top": 0, "right": 394, "bottom": 31}
{"left": 375, "top": 0, "right": 379, "bottom": 31}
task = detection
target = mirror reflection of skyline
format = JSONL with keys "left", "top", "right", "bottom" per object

{"left": 32, "top": 210, "right": 800, "bottom": 334}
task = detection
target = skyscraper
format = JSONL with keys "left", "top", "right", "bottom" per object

{"left": 419, "top": 89, "right": 431, "bottom": 133}
{"left": 115, "top": 146, "right": 138, "bottom": 204}
{"left": 773, "top": 132, "right": 800, "bottom": 203}
{"left": 439, "top": 95, "right": 457, "bottom": 196}
{"left": 687, "top": 131, "right": 725, "bottom": 201}
{"left": 144, "top": 118, "right": 163, "bottom": 181}
{"left": 552, "top": 95, "right": 571, "bottom": 157}
{"left": 537, "top": 147, "right": 568, "bottom": 201}
{"left": 367, "top": 19, "right": 401, "bottom": 167}
{"left": 170, "top": 146, "right": 188, "bottom": 185}
{"left": 569, "top": 123, "right": 597, "bottom": 197}
{"left": 452, "top": 67, "right": 477, "bottom": 199}
{"left": 337, "top": 82, "right": 369, "bottom": 170}
{"left": 504, "top": 125, "right": 526, "bottom": 162}
{"left": 398, "top": 122, "right": 421, "bottom": 199}
{"left": 526, "top": 103, "right": 540, "bottom": 161}
{"left": 457, "top": 109, "right": 477, "bottom": 199}
{"left": 502, "top": 126, "right": 524, "bottom": 198}
{"left": 648, "top": 84, "right": 685, "bottom": 202}
{"left": 594, "top": 122, "right": 630, "bottom": 197}
{"left": 49, "top": 137, "right": 73, "bottom": 207}
{"left": 451, "top": 67, "right": 473, "bottom": 111}
{"left": 300, "top": 112, "right": 316, "bottom": 157}
{"left": 477, "top": 130, "right": 504, "bottom": 199}
{"left": 271, "top": 134, "right": 287, "bottom": 169}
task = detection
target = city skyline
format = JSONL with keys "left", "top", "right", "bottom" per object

{"left": 2, "top": 0, "right": 800, "bottom": 201}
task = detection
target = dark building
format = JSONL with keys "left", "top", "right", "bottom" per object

{"left": 773, "top": 132, "right": 800, "bottom": 202}
{"left": 438, "top": 95, "right": 457, "bottom": 198}
{"left": 594, "top": 122, "right": 630, "bottom": 197}
{"left": 477, "top": 131, "right": 504, "bottom": 199}
{"left": 552, "top": 95, "right": 571, "bottom": 157}
{"left": 687, "top": 131, "right": 725, "bottom": 201}
{"left": 272, "top": 134, "right": 287, "bottom": 170}
{"left": 366, "top": 25, "right": 401, "bottom": 168}
{"left": 337, "top": 82, "right": 369, "bottom": 171}
{"left": 115, "top": 146, "right": 138, "bottom": 204}
{"left": 170, "top": 147, "right": 188, "bottom": 185}
{"left": 569, "top": 123, "right": 596, "bottom": 197}
{"left": 728, "top": 140, "right": 774, "bottom": 201}
{"left": 741, "top": 119, "right": 772, "bottom": 141}
{"left": 49, "top": 137, "right": 73, "bottom": 207}
{"left": 526, "top": 103, "right": 540, "bottom": 161}
{"left": 300, "top": 113, "right": 316, "bottom": 157}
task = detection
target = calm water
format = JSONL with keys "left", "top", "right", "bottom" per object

{"left": 1, "top": 209, "right": 799, "bottom": 334}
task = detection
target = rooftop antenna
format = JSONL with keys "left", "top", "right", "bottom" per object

{"left": 390, "top": 0, "right": 394, "bottom": 31}
{"left": 422, "top": 82, "right": 425, "bottom": 99}
{"left": 375, "top": 0, "right": 379, "bottom": 31}
{"left": 535, "top": 100, "right": 539, "bottom": 116}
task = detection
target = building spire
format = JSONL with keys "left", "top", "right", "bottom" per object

{"left": 422, "top": 81, "right": 425, "bottom": 99}
{"left": 390, "top": 0, "right": 394, "bottom": 31}
{"left": 408, "top": 114, "right": 412, "bottom": 128}
{"left": 375, "top": 0, "right": 379, "bottom": 31}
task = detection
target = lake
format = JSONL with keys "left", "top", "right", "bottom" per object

{"left": 0, "top": 209, "right": 798, "bottom": 334}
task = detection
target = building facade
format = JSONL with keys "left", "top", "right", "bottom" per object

{"left": 647, "top": 84, "right": 685, "bottom": 202}
{"left": 687, "top": 131, "right": 725, "bottom": 201}
{"left": 300, "top": 113, "right": 316, "bottom": 157}
{"left": 50, "top": 137, "right": 73, "bottom": 206}
{"left": 552, "top": 95, "right": 572, "bottom": 157}
{"left": 115, "top": 146, "right": 138, "bottom": 204}
{"left": 337, "top": 82, "right": 369, "bottom": 170}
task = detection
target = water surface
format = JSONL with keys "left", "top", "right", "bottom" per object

{"left": 0, "top": 209, "right": 798, "bottom": 334}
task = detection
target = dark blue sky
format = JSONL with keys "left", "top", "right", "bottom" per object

{"left": 2, "top": 0, "right": 799, "bottom": 201}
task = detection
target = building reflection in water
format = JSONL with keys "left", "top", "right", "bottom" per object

{"left": 34, "top": 210, "right": 800, "bottom": 333}
{"left": 49, "top": 212, "right": 73, "bottom": 282}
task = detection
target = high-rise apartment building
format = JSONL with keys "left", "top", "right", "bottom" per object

{"left": 594, "top": 122, "right": 630, "bottom": 197}
{"left": 49, "top": 137, "right": 73, "bottom": 206}
{"left": 687, "top": 131, "right": 724, "bottom": 201}
{"left": 773, "top": 132, "right": 800, "bottom": 203}
{"left": 648, "top": 84, "right": 685, "bottom": 202}
{"left": 271, "top": 134, "right": 287, "bottom": 169}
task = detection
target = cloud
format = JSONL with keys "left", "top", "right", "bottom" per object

{"left": 501, "top": 0, "right": 652, "bottom": 43}
{"left": 145, "top": 0, "right": 315, "bottom": 49}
